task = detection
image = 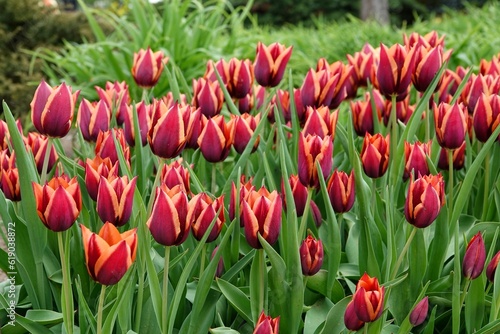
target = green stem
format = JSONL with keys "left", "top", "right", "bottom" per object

{"left": 390, "top": 226, "right": 418, "bottom": 280}
{"left": 40, "top": 137, "right": 53, "bottom": 184}
{"left": 298, "top": 188, "right": 314, "bottom": 242}
{"left": 448, "top": 149, "right": 455, "bottom": 220}
{"left": 481, "top": 149, "right": 490, "bottom": 221}
{"left": 162, "top": 246, "right": 171, "bottom": 334}
{"left": 58, "top": 231, "right": 73, "bottom": 334}
{"left": 199, "top": 244, "right": 207, "bottom": 278}
{"left": 389, "top": 93, "right": 398, "bottom": 174}
{"left": 96, "top": 284, "right": 106, "bottom": 334}
{"left": 338, "top": 213, "right": 345, "bottom": 250}
{"left": 258, "top": 248, "right": 265, "bottom": 315}
{"left": 459, "top": 279, "right": 471, "bottom": 310}
{"left": 134, "top": 270, "right": 145, "bottom": 333}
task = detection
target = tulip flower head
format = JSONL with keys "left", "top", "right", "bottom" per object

{"left": 77, "top": 99, "right": 111, "bottom": 142}
{"left": 297, "top": 132, "right": 333, "bottom": 188}
{"left": 403, "top": 141, "right": 431, "bottom": 181}
{"left": 437, "top": 142, "right": 466, "bottom": 170}
{"left": 254, "top": 42, "right": 292, "bottom": 87}
{"left": 433, "top": 102, "right": 468, "bottom": 150}
{"left": 253, "top": 311, "right": 280, "bottom": 334}
{"left": 96, "top": 175, "right": 137, "bottom": 227}
{"left": 352, "top": 273, "right": 385, "bottom": 322}
{"left": 131, "top": 47, "right": 168, "bottom": 88}
{"left": 229, "top": 175, "right": 255, "bottom": 222}
{"left": 327, "top": 169, "right": 355, "bottom": 213}
{"left": 473, "top": 93, "right": 500, "bottom": 142}
{"left": 300, "top": 68, "right": 340, "bottom": 109}
{"left": 84, "top": 156, "right": 119, "bottom": 201}
{"left": 463, "top": 232, "right": 486, "bottom": 280}
{"left": 198, "top": 115, "right": 235, "bottom": 163}
{"left": 95, "top": 81, "right": 130, "bottom": 126}
{"left": 281, "top": 174, "right": 308, "bottom": 217}
{"left": 124, "top": 101, "right": 153, "bottom": 147}
{"left": 0, "top": 166, "right": 20, "bottom": 202}
{"left": 405, "top": 173, "right": 445, "bottom": 228}
{"left": 95, "top": 129, "right": 130, "bottom": 166}
{"left": 302, "top": 106, "right": 338, "bottom": 139}
{"left": 160, "top": 159, "right": 191, "bottom": 195}
{"left": 486, "top": 251, "right": 500, "bottom": 282}
{"left": 24, "top": 132, "right": 58, "bottom": 174}
{"left": 344, "top": 300, "right": 365, "bottom": 331}
{"left": 410, "top": 297, "right": 429, "bottom": 327}
{"left": 205, "top": 58, "right": 254, "bottom": 99}
{"left": 360, "top": 133, "right": 390, "bottom": 179}
{"left": 187, "top": 193, "right": 225, "bottom": 243}
{"left": 347, "top": 42, "right": 377, "bottom": 87}
{"left": 228, "top": 113, "right": 261, "bottom": 154}
{"left": 81, "top": 223, "right": 137, "bottom": 285}
{"left": 300, "top": 235, "right": 324, "bottom": 276}
{"left": 192, "top": 77, "right": 225, "bottom": 118}
{"left": 350, "top": 90, "right": 384, "bottom": 137}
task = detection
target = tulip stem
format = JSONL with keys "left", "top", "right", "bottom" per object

{"left": 96, "top": 284, "right": 106, "bottom": 334}
{"left": 389, "top": 94, "right": 398, "bottom": 175}
{"left": 199, "top": 244, "right": 207, "bottom": 278}
{"left": 390, "top": 226, "right": 417, "bottom": 280}
{"left": 298, "top": 188, "right": 314, "bottom": 242}
{"left": 58, "top": 231, "right": 73, "bottom": 334}
{"left": 40, "top": 137, "right": 53, "bottom": 184}
{"left": 447, "top": 149, "right": 455, "bottom": 219}
{"left": 459, "top": 278, "right": 471, "bottom": 311}
{"left": 162, "top": 246, "right": 171, "bottom": 334}
{"left": 481, "top": 150, "right": 490, "bottom": 221}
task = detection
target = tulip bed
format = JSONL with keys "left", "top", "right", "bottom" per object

{"left": 3, "top": 1, "right": 500, "bottom": 334}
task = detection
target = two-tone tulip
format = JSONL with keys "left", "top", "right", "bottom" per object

{"left": 228, "top": 113, "right": 260, "bottom": 154}
{"left": 205, "top": 58, "right": 254, "bottom": 99}
{"left": 229, "top": 175, "right": 255, "bottom": 222}
{"left": 198, "top": 115, "right": 235, "bottom": 163}
{"left": 412, "top": 44, "right": 448, "bottom": 93}
{"left": 185, "top": 108, "right": 204, "bottom": 150}
{"left": 433, "top": 102, "right": 468, "bottom": 150}
{"left": 473, "top": 93, "right": 500, "bottom": 142}
{"left": 327, "top": 169, "right": 355, "bottom": 213}
{"left": 0, "top": 120, "right": 9, "bottom": 150}
{"left": 77, "top": 99, "right": 111, "bottom": 142}
{"left": 187, "top": 193, "right": 225, "bottom": 242}
{"left": 316, "top": 59, "right": 357, "bottom": 107}
{"left": 268, "top": 88, "right": 304, "bottom": 124}
{"left": 192, "top": 78, "right": 224, "bottom": 118}
{"left": 80, "top": 222, "right": 137, "bottom": 285}
{"left": 33, "top": 175, "right": 82, "bottom": 232}
{"left": 302, "top": 106, "right": 338, "bottom": 139}
{"left": 404, "top": 31, "right": 446, "bottom": 49}
{"left": 147, "top": 185, "right": 190, "bottom": 246}
{"left": 352, "top": 273, "right": 385, "bottom": 322}
{"left": 24, "top": 132, "right": 58, "bottom": 174}
{"left": 131, "top": 47, "right": 168, "bottom": 88}
{"left": 437, "top": 142, "right": 466, "bottom": 170}
{"left": 282, "top": 174, "right": 308, "bottom": 217}
{"left": 238, "top": 85, "right": 266, "bottom": 115}
{"left": 360, "top": 133, "right": 390, "bottom": 179}
{"left": 486, "top": 251, "right": 500, "bottom": 282}
{"left": 124, "top": 101, "right": 153, "bottom": 147}
{"left": 300, "top": 235, "right": 324, "bottom": 276}
{"left": 95, "top": 129, "right": 130, "bottom": 166}
{"left": 463, "top": 232, "right": 486, "bottom": 280}
{"left": 300, "top": 68, "right": 340, "bottom": 109}
{"left": 0, "top": 166, "right": 20, "bottom": 202}
{"left": 254, "top": 42, "right": 292, "bottom": 87}
{"left": 383, "top": 95, "right": 415, "bottom": 126}
{"left": 84, "top": 156, "right": 119, "bottom": 201}
{"left": 95, "top": 81, "right": 130, "bottom": 126}
{"left": 461, "top": 74, "right": 490, "bottom": 115}
{"left": 241, "top": 186, "right": 282, "bottom": 249}
{"left": 96, "top": 175, "right": 137, "bottom": 227}
{"left": 437, "top": 67, "right": 468, "bottom": 104}
{"left": 403, "top": 141, "right": 431, "bottom": 181}
{"left": 160, "top": 159, "right": 191, "bottom": 195}
{"left": 410, "top": 297, "right": 429, "bottom": 327}
{"left": 30, "top": 80, "right": 79, "bottom": 138}
{"left": 297, "top": 132, "right": 333, "bottom": 188}
{"left": 350, "top": 90, "right": 384, "bottom": 137}
{"left": 253, "top": 311, "right": 280, "bottom": 334}
{"left": 404, "top": 174, "right": 445, "bottom": 228}
{"left": 480, "top": 55, "right": 500, "bottom": 76}
{"left": 376, "top": 43, "right": 416, "bottom": 101}
{"left": 347, "top": 42, "right": 377, "bottom": 88}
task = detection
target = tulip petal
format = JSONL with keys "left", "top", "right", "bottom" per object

{"left": 94, "top": 240, "right": 132, "bottom": 285}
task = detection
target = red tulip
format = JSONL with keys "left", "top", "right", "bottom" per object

{"left": 77, "top": 99, "right": 111, "bottom": 142}
{"left": 437, "top": 67, "right": 468, "bottom": 104}
{"left": 302, "top": 106, "right": 338, "bottom": 139}
{"left": 383, "top": 95, "right": 415, "bottom": 126}
{"left": 480, "top": 55, "right": 500, "bottom": 76}
{"left": 32, "top": 175, "right": 82, "bottom": 232}
{"left": 30, "top": 80, "right": 79, "bottom": 138}
{"left": 95, "top": 129, "right": 130, "bottom": 166}
{"left": 254, "top": 41, "right": 292, "bottom": 87}
{"left": 241, "top": 187, "right": 282, "bottom": 249}
{"left": 268, "top": 88, "right": 304, "bottom": 124}
{"left": 433, "top": 102, "right": 468, "bottom": 150}
{"left": 80, "top": 222, "right": 137, "bottom": 285}
{"left": 185, "top": 108, "right": 204, "bottom": 150}
{"left": 0, "top": 167, "right": 20, "bottom": 202}
{"left": 253, "top": 311, "right": 280, "bottom": 334}
{"left": 198, "top": 115, "right": 235, "bottom": 163}
{"left": 473, "top": 93, "right": 500, "bottom": 142}
{"left": 229, "top": 175, "right": 255, "bottom": 222}
{"left": 360, "top": 133, "right": 390, "bottom": 179}
{"left": 228, "top": 113, "right": 260, "bottom": 154}
{"left": 84, "top": 156, "right": 119, "bottom": 201}
{"left": 404, "top": 174, "right": 445, "bottom": 228}
{"left": 412, "top": 44, "right": 447, "bottom": 93}
{"left": 350, "top": 90, "right": 384, "bottom": 137}
{"left": 187, "top": 193, "right": 225, "bottom": 243}
{"left": 205, "top": 58, "right": 254, "bottom": 99}
{"left": 463, "top": 232, "right": 486, "bottom": 280}
{"left": 147, "top": 185, "right": 190, "bottom": 246}
{"left": 131, "top": 47, "right": 168, "bottom": 88}
{"left": 437, "top": 142, "right": 466, "bottom": 170}
{"left": 297, "top": 132, "right": 333, "bottom": 188}
{"left": 300, "top": 68, "right": 340, "bottom": 109}
{"left": 461, "top": 74, "right": 491, "bottom": 115}
{"left": 96, "top": 175, "right": 137, "bottom": 227}
{"left": 238, "top": 85, "right": 266, "bottom": 115}
{"left": 300, "top": 235, "right": 324, "bottom": 276}
{"left": 352, "top": 273, "right": 385, "bottom": 322}
{"left": 410, "top": 297, "right": 429, "bottom": 327}
{"left": 24, "top": 132, "right": 58, "bottom": 174}
{"left": 160, "top": 159, "right": 191, "bottom": 195}
{"left": 316, "top": 58, "right": 357, "bottom": 106}
{"left": 344, "top": 300, "right": 365, "bottom": 331}
{"left": 124, "top": 101, "right": 153, "bottom": 147}
{"left": 327, "top": 169, "right": 355, "bottom": 213}
{"left": 95, "top": 81, "right": 130, "bottom": 126}
{"left": 404, "top": 31, "right": 446, "bottom": 49}
{"left": 347, "top": 42, "right": 377, "bottom": 88}
{"left": 403, "top": 141, "right": 431, "bottom": 181}
{"left": 281, "top": 174, "right": 308, "bottom": 217}
{"left": 192, "top": 77, "right": 224, "bottom": 118}
{"left": 486, "top": 251, "right": 500, "bottom": 282}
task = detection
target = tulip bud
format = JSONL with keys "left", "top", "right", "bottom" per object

{"left": 281, "top": 174, "right": 308, "bottom": 217}
{"left": 352, "top": 273, "right": 385, "bottom": 322}
{"left": 437, "top": 143, "right": 466, "bottom": 171}
{"left": 316, "top": 59, "right": 356, "bottom": 108}
{"left": 405, "top": 174, "right": 445, "bottom": 228}
{"left": 229, "top": 175, "right": 255, "bottom": 222}
{"left": 80, "top": 223, "right": 137, "bottom": 285}
{"left": 238, "top": 85, "right": 266, "bottom": 115}
{"left": 24, "top": 132, "right": 58, "bottom": 174}
{"left": 347, "top": 42, "right": 377, "bottom": 88}
{"left": 344, "top": 300, "right": 365, "bottom": 331}
{"left": 410, "top": 297, "right": 429, "bottom": 327}
{"left": 33, "top": 176, "right": 82, "bottom": 232}
{"left": 95, "top": 129, "right": 130, "bottom": 166}
{"left": 412, "top": 45, "right": 446, "bottom": 93}
{"left": 300, "top": 69, "right": 339, "bottom": 109}
{"left": 211, "top": 246, "right": 225, "bottom": 278}
{"left": 327, "top": 169, "right": 355, "bottom": 213}
{"left": 205, "top": 58, "right": 254, "bottom": 99}
{"left": 253, "top": 311, "right": 280, "bottom": 334}
{"left": 1, "top": 167, "right": 20, "bottom": 202}
{"left": 463, "top": 232, "right": 486, "bottom": 280}
{"left": 254, "top": 42, "right": 292, "bottom": 87}
{"left": 228, "top": 113, "right": 260, "bottom": 154}
{"left": 300, "top": 235, "right": 324, "bottom": 276}
{"left": 95, "top": 81, "right": 130, "bottom": 126}
{"left": 302, "top": 106, "right": 338, "bottom": 139}
{"left": 297, "top": 132, "right": 333, "bottom": 188}
{"left": 124, "top": 101, "right": 153, "bottom": 147}
{"left": 77, "top": 99, "right": 111, "bottom": 142}
{"left": 486, "top": 251, "right": 500, "bottom": 282}
{"left": 198, "top": 115, "right": 235, "bottom": 163}
{"left": 84, "top": 156, "right": 119, "bottom": 201}
{"left": 160, "top": 159, "right": 191, "bottom": 195}
{"left": 192, "top": 77, "right": 224, "bottom": 118}
{"left": 473, "top": 93, "right": 500, "bottom": 142}
{"left": 96, "top": 175, "right": 137, "bottom": 227}
{"left": 30, "top": 81, "right": 79, "bottom": 138}
{"left": 404, "top": 141, "right": 431, "bottom": 181}
{"left": 131, "top": 47, "right": 168, "bottom": 88}
{"left": 360, "top": 133, "right": 390, "bottom": 179}
{"left": 187, "top": 193, "right": 225, "bottom": 243}
{"left": 350, "top": 90, "right": 384, "bottom": 137}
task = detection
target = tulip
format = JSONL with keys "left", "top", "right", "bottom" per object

{"left": 229, "top": 175, "right": 255, "bottom": 222}
{"left": 433, "top": 102, "right": 468, "bottom": 150}
{"left": 360, "top": 133, "right": 390, "bottom": 179}
{"left": 327, "top": 169, "right": 355, "bottom": 213}
{"left": 344, "top": 300, "right": 365, "bottom": 331}
{"left": 147, "top": 185, "right": 190, "bottom": 246}
{"left": 486, "top": 251, "right": 500, "bottom": 282}
{"left": 205, "top": 58, "right": 254, "bottom": 99}
{"left": 211, "top": 246, "right": 225, "bottom": 278}
{"left": 96, "top": 175, "right": 137, "bottom": 227}
{"left": 404, "top": 31, "right": 446, "bottom": 49}
{"left": 185, "top": 108, "right": 204, "bottom": 150}
{"left": 347, "top": 42, "right": 377, "bottom": 88}
{"left": 148, "top": 102, "right": 193, "bottom": 159}
{"left": 297, "top": 132, "right": 333, "bottom": 188}
{"left": 124, "top": 101, "right": 153, "bottom": 147}
{"left": 95, "top": 129, "right": 130, "bottom": 166}
{"left": 77, "top": 99, "right": 111, "bottom": 142}
{"left": 95, "top": 81, "right": 130, "bottom": 126}
{"left": 310, "top": 201, "right": 323, "bottom": 227}
{"left": 254, "top": 41, "right": 292, "bottom": 87}
{"left": 300, "top": 235, "right": 324, "bottom": 276}
{"left": 412, "top": 44, "right": 447, "bottom": 93}
{"left": 131, "top": 47, "right": 168, "bottom": 88}
{"left": 302, "top": 106, "right": 338, "bottom": 139}
{"left": 437, "top": 142, "right": 466, "bottom": 171}
{"left": 473, "top": 93, "right": 500, "bottom": 142}
{"left": 160, "top": 159, "right": 191, "bottom": 195}
{"left": 238, "top": 85, "right": 266, "bottom": 115}
{"left": 383, "top": 95, "right": 415, "bottom": 126}
{"left": 376, "top": 43, "right": 416, "bottom": 101}
{"left": 241, "top": 187, "right": 282, "bottom": 249}
{"left": 403, "top": 141, "right": 431, "bottom": 181}
{"left": 0, "top": 120, "right": 8, "bottom": 150}
{"left": 281, "top": 174, "right": 308, "bottom": 217}
{"left": 187, "top": 193, "right": 225, "bottom": 243}
{"left": 0, "top": 167, "right": 20, "bottom": 201}
{"left": 30, "top": 80, "right": 79, "bottom": 138}
{"left": 192, "top": 77, "right": 224, "bottom": 118}
{"left": 350, "top": 90, "right": 384, "bottom": 137}
{"left": 0, "top": 149, "right": 15, "bottom": 171}
{"left": 228, "top": 113, "right": 260, "bottom": 154}
{"left": 84, "top": 156, "right": 119, "bottom": 201}
{"left": 410, "top": 297, "right": 429, "bottom": 327}
{"left": 253, "top": 311, "right": 280, "bottom": 334}
{"left": 268, "top": 88, "right": 304, "bottom": 124}
{"left": 463, "top": 232, "right": 486, "bottom": 280}
{"left": 316, "top": 59, "right": 357, "bottom": 106}
{"left": 480, "top": 55, "right": 500, "bottom": 76}
{"left": 461, "top": 74, "right": 490, "bottom": 115}
{"left": 198, "top": 115, "right": 235, "bottom": 163}
{"left": 24, "top": 132, "right": 58, "bottom": 174}
{"left": 32, "top": 175, "right": 82, "bottom": 232}
{"left": 80, "top": 222, "right": 137, "bottom": 285}
{"left": 352, "top": 273, "right": 385, "bottom": 322}
{"left": 300, "top": 68, "right": 340, "bottom": 109}
{"left": 437, "top": 67, "right": 468, "bottom": 104}
{"left": 405, "top": 174, "right": 445, "bottom": 228}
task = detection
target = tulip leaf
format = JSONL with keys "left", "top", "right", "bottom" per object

{"left": 319, "top": 296, "right": 351, "bottom": 334}
{"left": 306, "top": 270, "right": 345, "bottom": 302}
{"left": 304, "top": 298, "right": 334, "bottom": 334}
{"left": 396, "top": 281, "right": 430, "bottom": 334}
{"left": 475, "top": 320, "right": 500, "bottom": 334}
{"left": 216, "top": 278, "right": 253, "bottom": 324}
{"left": 213, "top": 66, "right": 240, "bottom": 116}
{"left": 101, "top": 267, "right": 136, "bottom": 332}
{"left": 74, "top": 276, "right": 97, "bottom": 333}
{"left": 209, "top": 327, "right": 240, "bottom": 334}
{"left": 145, "top": 245, "right": 164, "bottom": 331}
{"left": 249, "top": 248, "right": 267, "bottom": 323}
{"left": 1, "top": 314, "right": 54, "bottom": 334}
{"left": 465, "top": 274, "right": 485, "bottom": 333}
{"left": 491, "top": 240, "right": 500, "bottom": 322}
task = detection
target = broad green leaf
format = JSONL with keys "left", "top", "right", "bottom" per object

{"left": 319, "top": 297, "right": 351, "bottom": 334}
{"left": 465, "top": 274, "right": 485, "bottom": 333}
{"left": 304, "top": 298, "right": 334, "bottom": 334}
{"left": 217, "top": 278, "right": 253, "bottom": 324}
{"left": 209, "top": 327, "right": 240, "bottom": 334}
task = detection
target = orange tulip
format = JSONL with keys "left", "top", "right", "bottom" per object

{"left": 352, "top": 273, "right": 385, "bottom": 322}
{"left": 360, "top": 133, "right": 389, "bottom": 179}
{"left": 297, "top": 132, "right": 333, "bottom": 188}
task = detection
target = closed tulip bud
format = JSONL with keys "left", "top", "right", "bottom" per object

{"left": 84, "top": 156, "right": 119, "bottom": 201}
{"left": 96, "top": 175, "right": 137, "bottom": 227}
{"left": 124, "top": 101, "right": 153, "bottom": 147}
{"left": 198, "top": 115, "right": 235, "bottom": 163}
{"left": 412, "top": 44, "right": 448, "bottom": 93}
{"left": 405, "top": 174, "right": 445, "bottom": 228}
{"left": 282, "top": 174, "right": 308, "bottom": 217}
{"left": 437, "top": 142, "right": 466, "bottom": 170}
{"left": 192, "top": 77, "right": 224, "bottom": 118}
{"left": 327, "top": 169, "right": 355, "bottom": 213}
{"left": 78, "top": 99, "right": 111, "bottom": 142}
{"left": 297, "top": 132, "right": 333, "bottom": 188}
{"left": 300, "top": 68, "right": 340, "bottom": 109}
{"left": 33, "top": 175, "right": 82, "bottom": 232}
{"left": 254, "top": 41, "right": 292, "bottom": 87}
{"left": 473, "top": 93, "right": 500, "bottom": 142}
{"left": 434, "top": 102, "right": 468, "bottom": 150}
{"left": 30, "top": 80, "right": 79, "bottom": 138}
{"left": 229, "top": 175, "right": 254, "bottom": 222}
{"left": 131, "top": 47, "right": 168, "bottom": 88}
{"left": 95, "top": 81, "right": 130, "bottom": 126}
{"left": 353, "top": 273, "right": 385, "bottom": 322}
{"left": 350, "top": 90, "right": 384, "bottom": 137}
{"left": 344, "top": 300, "right": 365, "bottom": 331}
{"left": 24, "top": 132, "right": 58, "bottom": 174}
{"left": 228, "top": 113, "right": 260, "bottom": 154}
{"left": 360, "top": 133, "right": 390, "bottom": 179}
{"left": 0, "top": 149, "right": 15, "bottom": 171}
{"left": 486, "top": 251, "right": 500, "bottom": 282}
{"left": 463, "top": 232, "right": 486, "bottom": 280}
{"left": 376, "top": 43, "right": 416, "bottom": 101}
{"left": 1, "top": 167, "right": 20, "bottom": 201}
{"left": 404, "top": 141, "right": 431, "bottom": 181}
{"left": 302, "top": 106, "right": 338, "bottom": 139}
{"left": 160, "top": 159, "right": 191, "bottom": 195}
{"left": 187, "top": 193, "right": 225, "bottom": 243}
{"left": 241, "top": 187, "right": 282, "bottom": 249}
{"left": 410, "top": 297, "right": 429, "bottom": 327}
{"left": 80, "top": 222, "right": 137, "bottom": 285}
{"left": 253, "top": 311, "right": 280, "bottom": 334}
{"left": 147, "top": 185, "right": 190, "bottom": 246}
{"left": 300, "top": 235, "right": 324, "bottom": 276}
{"left": 95, "top": 129, "right": 130, "bottom": 166}
{"left": 347, "top": 42, "right": 377, "bottom": 88}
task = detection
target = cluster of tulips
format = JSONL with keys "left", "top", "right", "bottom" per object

{"left": 2, "top": 28, "right": 500, "bottom": 333}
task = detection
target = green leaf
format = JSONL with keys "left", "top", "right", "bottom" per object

{"left": 319, "top": 297, "right": 351, "bottom": 334}
{"left": 304, "top": 298, "right": 334, "bottom": 334}
{"left": 209, "top": 327, "right": 240, "bottom": 334}
{"left": 217, "top": 278, "right": 253, "bottom": 324}
{"left": 249, "top": 249, "right": 267, "bottom": 323}
{"left": 465, "top": 275, "right": 485, "bottom": 333}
